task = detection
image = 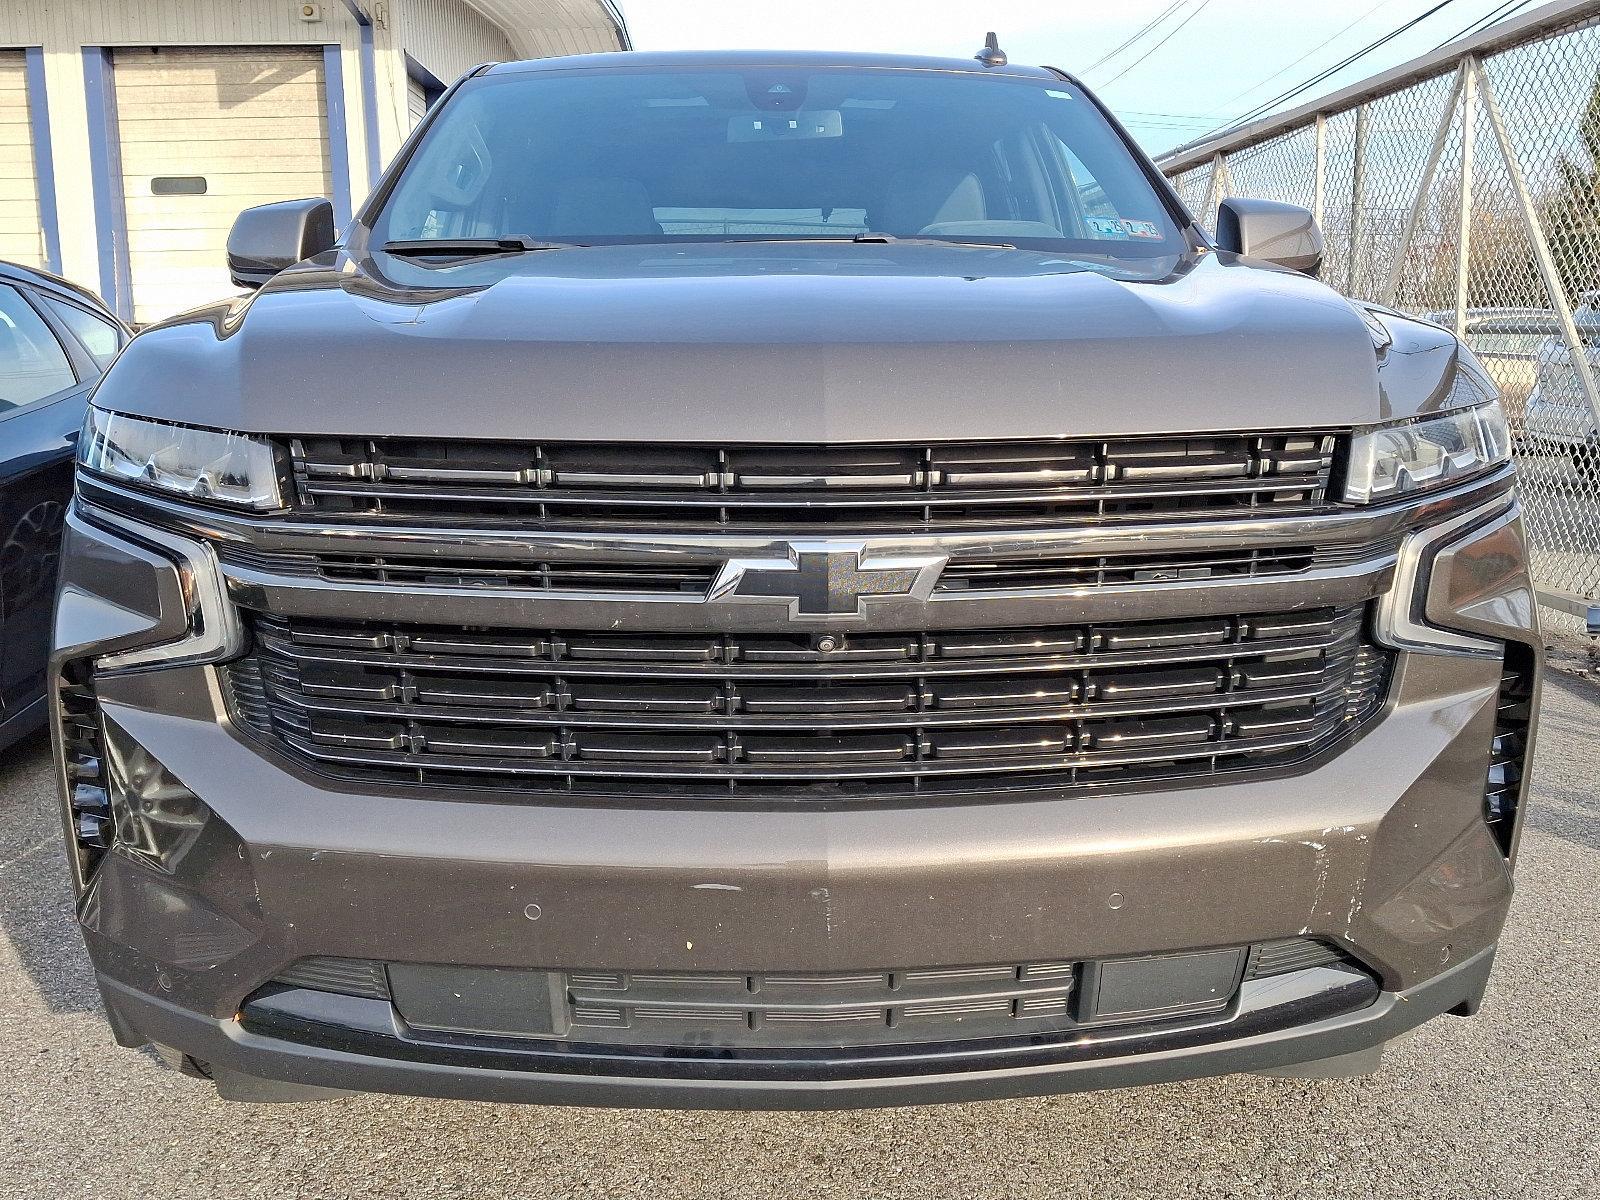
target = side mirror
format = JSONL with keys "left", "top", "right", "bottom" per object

{"left": 1215, "top": 198, "right": 1324, "bottom": 276}
{"left": 226, "top": 198, "right": 336, "bottom": 289}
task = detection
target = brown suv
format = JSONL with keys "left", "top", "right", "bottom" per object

{"left": 53, "top": 48, "right": 1541, "bottom": 1107}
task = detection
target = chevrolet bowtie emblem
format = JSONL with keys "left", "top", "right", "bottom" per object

{"left": 710, "top": 541, "right": 947, "bottom": 620}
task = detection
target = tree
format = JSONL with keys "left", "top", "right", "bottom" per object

{"left": 1537, "top": 69, "right": 1600, "bottom": 307}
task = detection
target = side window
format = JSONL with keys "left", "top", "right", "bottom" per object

{"left": 42, "top": 296, "right": 122, "bottom": 372}
{"left": 0, "top": 284, "right": 77, "bottom": 416}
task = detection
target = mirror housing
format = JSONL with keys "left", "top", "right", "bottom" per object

{"left": 226, "top": 198, "right": 336, "bottom": 289}
{"left": 1215, "top": 198, "right": 1324, "bottom": 276}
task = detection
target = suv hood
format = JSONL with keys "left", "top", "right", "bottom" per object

{"left": 101, "top": 243, "right": 1418, "bottom": 441}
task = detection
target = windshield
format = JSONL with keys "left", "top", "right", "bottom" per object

{"left": 373, "top": 66, "right": 1188, "bottom": 258}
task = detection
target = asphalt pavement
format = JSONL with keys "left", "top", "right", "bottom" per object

{"left": 2, "top": 675, "right": 1596, "bottom": 1200}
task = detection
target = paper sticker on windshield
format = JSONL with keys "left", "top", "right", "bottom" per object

{"left": 1086, "top": 216, "right": 1130, "bottom": 239}
{"left": 1121, "top": 219, "right": 1164, "bottom": 240}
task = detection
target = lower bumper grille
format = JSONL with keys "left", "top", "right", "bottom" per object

{"left": 268, "top": 938, "right": 1361, "bottom": 1051}
{"left": 225, "top": 605, "right": 1392, "bottom": 799}
{"left": 1485, "top": 644, "right": 1536, "bottom": 856}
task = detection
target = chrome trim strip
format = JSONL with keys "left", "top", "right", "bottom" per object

{"left": 75, "top": 471, "right": 1513, "bottom": 635}
{"left": 219, "top": 558, "right": 1394, "bottom": 634}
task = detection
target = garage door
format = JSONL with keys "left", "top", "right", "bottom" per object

{"left": 0, "top": 51, "right": 43, "bottom": 269}
{"left": 113, "top": 47, "right": 332, "bottom": 325}
{"left": 407, "top": 75, "right": 429, "bottom": 130}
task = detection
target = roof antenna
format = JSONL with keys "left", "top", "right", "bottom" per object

{"left": 975, "top": 32, "right": 1007, "bottom": 67}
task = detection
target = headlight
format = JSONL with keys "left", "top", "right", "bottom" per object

{"left": 79, "top": 408, "right": 283, "bottom": 510}
{"left": 1344, "top": 400, "right": 1511, "bottom": 504}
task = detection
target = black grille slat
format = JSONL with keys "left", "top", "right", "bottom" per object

{"left": 219, "top": 545, "right": 715, "bottom": 594}
{"left": 288, "top": 433, "right": 1340, "bottom": 530}
{"left": 273, "top": 956, "right": 391, "bottom": 1000}
{"left": 1485, "top": 647, "right": 1536, "bottom": 857}
{"left": 226, "top": 607, "right": 1391, "bottom": 800}
{"left": 938, "top": 546, "right": 1328, "bottom": 591}
{"left": 228, "top": 675, "right": 1342, "bottom": 732}
{"left": 1244, "top": 938, "right": 1350, "bottom": 979}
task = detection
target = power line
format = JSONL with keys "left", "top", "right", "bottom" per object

{"left": 1081, "top": 2, "right": 1189, "bottom": 75}
{"left": 1128, "top": 118, "right": 1224, "bottom": 130}
{"left": 1120, "top": 108, "right": 1219, "bottom": 120}
{"left": 1202, "top": 0, "right": 1403, "bottom": 117}
{"left": 1429, "top": 0, "right": 1533, "bottom": 49}
{"left": 1095, "top": 0, "right": 1216, "bottom": 89}
{"left": 1201, "top": 0, "right": 1461, "bottom": 138}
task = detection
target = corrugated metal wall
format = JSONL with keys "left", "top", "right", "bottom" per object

{"left": 399, "top": 0, "right": 517, "bottom": 87}
{"left": 10, "top": 0, "right": 349, "bottom": 48}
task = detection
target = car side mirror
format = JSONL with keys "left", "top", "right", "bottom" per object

{"left": 1215, "top": 198, "right": 1324, "bottom": 276}
{"left": 226, "top": 198, "right": 336, "bottom": 289}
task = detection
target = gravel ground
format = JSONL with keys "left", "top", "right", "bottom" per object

{"left": 1, "top": 676, "right": 1596, "bottom": 1200}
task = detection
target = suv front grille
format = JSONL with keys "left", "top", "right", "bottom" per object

{"left": 287, "top": 433, "right": 1340, "bottom": 530}
{"left": 225, "top": 605, "right": 1391, "bottom": 799}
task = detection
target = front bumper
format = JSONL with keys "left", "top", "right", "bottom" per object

{"left": 95, "top": 948, "right": 1495, "bottom": 1109}
{"left": 53, "top": 477, "right": 1542, "bottom": 1107}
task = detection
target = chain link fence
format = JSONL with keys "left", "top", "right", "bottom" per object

{"left": 1161, "top": 0, "right": 1600, "bottom": 642}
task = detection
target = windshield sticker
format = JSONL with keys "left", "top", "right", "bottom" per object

{"left": 1086, "top": 216, "right": 1130, "bottom": 239}
{"left": 1121, "top": 219, "right": 1164, "bottom": 240}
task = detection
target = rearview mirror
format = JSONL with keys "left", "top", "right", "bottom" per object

{"left": 227, "top": 198, "right": 336, "bottom": 289}
{"left": 1215, "top": 198, "right": 1323, "bottom": 276}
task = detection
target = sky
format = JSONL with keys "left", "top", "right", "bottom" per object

{"left": 621, "top": 0, "right": 1537, "bottom": 156}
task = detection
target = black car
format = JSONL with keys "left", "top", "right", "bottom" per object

{"left": 0, "top": 261, "right": 127, "bottom": 752}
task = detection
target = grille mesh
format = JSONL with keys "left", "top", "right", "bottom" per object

{"left": 274, "top": 956, "right": 391, "bottom": 1000}
{"left": 1486, "top": 645, "right": 1536, "bottom": 857}
{"left": 226, "top": 605, "right": 1391, "bottom": 800}
{"left": 287, "top": 433, "right": 1340, "bottom": 531}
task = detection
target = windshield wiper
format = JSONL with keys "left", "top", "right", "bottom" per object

{"left": 379, "top": 236, "right": 581, "bottom": 258}
{"left": 850, "top": 231, "right": 1017, "bottom": 249}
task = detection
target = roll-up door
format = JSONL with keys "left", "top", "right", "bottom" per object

{"left": 112, "top": 46, "right": 332, "bottom": 325}
{"left": 408, "top": 75, "right": 429, "bottom": 129}
{"left": 0, "top": 51, "right": 43, "bottom": 269}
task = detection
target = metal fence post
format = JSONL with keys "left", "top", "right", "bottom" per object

{"left": 1349, "top": 105, "right": 1369, "bottom": 295}
{"left": 1454, "top": 58, "right": 1478, "bottom": 341}
{"left": 1202, "top": 154, "right": 1225, "bottom": 227}
{"left": 1381, "top": 67, "right": 1465, "bottom": 306}
{"left": 1313, "top": 114, "right": 1327, "bottom": 226}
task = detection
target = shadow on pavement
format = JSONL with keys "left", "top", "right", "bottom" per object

{"left": 0, "top": 729, "right": 103, "bottom": 1015}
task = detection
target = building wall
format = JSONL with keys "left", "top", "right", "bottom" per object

{"left": 0, "top": 0, "right": 625, "bottom": 319}
{"left": 397, "top": 0, "right": 516, "bottom": 90}
{"left": 0, "top": 1, "right": 370, "bottom": 303}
